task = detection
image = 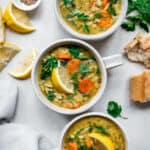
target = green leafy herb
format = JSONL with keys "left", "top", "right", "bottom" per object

{"left": 95, "top": 126, "right": 109, "bottom": 136}
{"left": 75, "top": 12, "right": 89, "bottom": 21}
{"left": 40, "top": 57, "right": 58, "bottom": 80}
{"left": 69, "top": 46, "right": 79, "bottom": 58}
{"left": 121, "top": 21, "right": 135, "bottom": 31}
{"left": 107, "top": 101, "right": 128, "bottom": 119}
{"left": 79, "top": 63, "right": 89, "bottom": 76}
{"left": 71, "top": 72, "right": 79, "bottom": 93}
{"left": 108, "top": 3, "right": 116, "bottom": 16}
{"left": 47, "top": 91, "right": 55, "bottom": 101}
{"left": 63, "top": 0, "right": 73, "bottom": 5}
{"left": 93, "top": 12, "right": 101, "bottom": 19}
{"left": 122, "top": 0, "right": 150, "bottom": 32}
{"left": 79, "top": 145, "right": 93, "bottom": 150}
{"left": 83, "top": 23, "right": 90, "bottom": 33}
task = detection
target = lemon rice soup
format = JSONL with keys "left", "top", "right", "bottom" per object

{"left": 38, "top": 45, "right": 101, "bottom": 109}
{"left": 63, "top": 116, "right": 126, "bottom": 150}
{"left": 59, "top": 0, "right": 122, "bottom": 34}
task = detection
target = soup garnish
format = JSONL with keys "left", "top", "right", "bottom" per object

{"left": 38, "top": 46, "right": 101, "bottom": 109}
{"left": 59, "top": 0, "right": 121, "bottom": 34}
{"left": 63, "top": 116, "right": 126, "bottom": 150}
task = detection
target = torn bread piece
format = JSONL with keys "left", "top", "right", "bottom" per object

{"left": 0, "top": 5, "right": 5, "bottom": 43}
{"left": 124, "top": 34, "right": 150, "bottom": 68}
{"left": 0, "top": 42, "right": 21, "bottom": 71}
{"left": 130, "top": 70, "right": 150, "bottom": 102}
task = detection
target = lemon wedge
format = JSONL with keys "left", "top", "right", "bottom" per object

{"left": 0, "top": 5, "right": 5, "bottom": 43}
{"left": 0, "top": 42, "right": 21, "bottom": 71}
{"left": 3, "top": 1, "right": 35, "bottom": 33}
{"left": 51, "top": 66, "right": 74, "bottom": 94}
{"left": 88, "top": 133, "right": 115, "bottom": 150}
{"left": 8, "top": 48, "right": 38, "bottom": 79}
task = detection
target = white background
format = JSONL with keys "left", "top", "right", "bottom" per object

{"left": 1, "top": 0, "right": 150, "bottom": 149}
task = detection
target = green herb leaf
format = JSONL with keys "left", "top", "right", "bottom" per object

{"left": 121, "top": 21, "right": 135, "bottom": 31}
{"left": 127, "top": 15, "right": 142, "bottom": 22}
{"left": 83, "top": 23, "right": 90, "bottom": 33}
{"left": 79, "top": 145, "right": 93, "bottom": 150}
{"left": 95, "top": 126, "right": 109, "bottom": 136}
{"left": 47, "top": 91, "right": 55, "bottom": 101}
{"left": 75, "top": 12, "right": 89, "bottom": 21}
{"left": 69, "top": 46, "right": 79, "bottom": 58}
{"left": 63, "top": 0, "right": 73, "bottom": 5}
{"left": 79, "top": 63, "right": 89, "bottom": 76}
{"left": 40, "top": 57, "right": 58, "bottom": 80}
{"left": 108, "top": 3, "right": 116, "bottom": 16}
{"left": 93, "top": 12, "right": 101, "bottom": 19}
{"left": 139, "top": 20, "right": 149, "bottom": 32}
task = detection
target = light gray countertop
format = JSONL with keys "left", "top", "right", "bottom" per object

{"left": 1, "top": 0, "right": 150, "bottom": 149}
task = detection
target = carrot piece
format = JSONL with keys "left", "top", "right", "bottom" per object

{"left": 79, "top": 78, "right": 94, "bottom": 94}
{"left": 90, "top": 0, "right": 96, "bottom": 7}
{"left": 68, "top": 142, "right": 78, "bottom": 150}
{"left": 85, "top": 137, "right": 93, "bottom": 148}
{"left": 101, "top": 0, "right": 108, "bottom": 8}
{"left": 67, "top": 59, "right": 81, "bottom": 74}
{"left": 98, "top": 17, "right": 112, "bottom": 28}
{"left": 57, "top": 53, "right": 72, "bottom": 60}
{"left": 66, "top": 102, "right": 74, "bottom": 109}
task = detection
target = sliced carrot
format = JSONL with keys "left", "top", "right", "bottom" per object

{"left": 67, "top": 59, "right": 81, "bottom": 74}
{"left": 68, "top": 142, "right": 78, "bottom": 150}
{"left": 98, "top": 17, "right": 112, "bottom": 28}
{"left": 66, "top": 102, "right": 74, "bottom": 109}
{"left": 85, "top": 137, "right": 93, "bottom": 148}
{"left": 90, "top": 0, "right": 96, "bottom": 7}
{"left": 79, "top": 78, "right": 94, "bottom": 94}
{"left": 101, "top": 0, "right": 108, "bottom": 8}
{"left": 57, "top": 53, "right": 72, "bottom": 60}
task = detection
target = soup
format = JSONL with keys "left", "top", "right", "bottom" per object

{"left": 59, "top": 0, "right": 122, "bottom": 35}
{"left": 38, "top": 45, "right": 101, "bottom": 109}
{"left": 63, "top": 116, "right": 126, "bottom": 150}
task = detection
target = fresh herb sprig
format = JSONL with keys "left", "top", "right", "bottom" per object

{"left": 40, "top": 57, "right": 58, "bottom": 80}
{"left": 122, "top": 0, "right": 150, "bottom": 32}
{"left": 107, "top": 101, "right": 128, "bottom": 119}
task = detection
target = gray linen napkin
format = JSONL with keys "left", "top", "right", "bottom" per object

{"left": 0, "top": 80, "right": 52, "bottom": 150}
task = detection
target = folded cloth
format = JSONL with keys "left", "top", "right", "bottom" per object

{"left": 0, "top": 80, "right": 52, "bottom": 150}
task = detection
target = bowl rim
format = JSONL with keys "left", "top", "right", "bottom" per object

{"left": 55, "top": 0, "right": 128, "bottom": 41}
{"left": 59, "top": 112, "right": 128, "bottom": 149}
{"left": 12, "top": 0, "right": 41, "bottom": 11}
{"left": 32, "top": 38, "right": 107, "bottom": 115}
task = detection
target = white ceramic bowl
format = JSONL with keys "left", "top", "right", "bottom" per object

{"left": 12, "top": 0, "right": 41, "bottom": 11}
{"left": 58, "top": 112, "right": 128, "bottom": 150}
{"left": 32, "top": 39, "right": 122, "bottom": 115}
{"left": 55, "top": 0, "right": 128, "bottom": 41}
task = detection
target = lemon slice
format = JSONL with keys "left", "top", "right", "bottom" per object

{"left": 51, "top": 65, "right": 74, "bottom": 94}
{"left": 0, "top": 42, "right": 21, "bottom": 71}
{"left": 88, "top": 133, "right": 115, "bottom": 150}
{"left": 8, "top": 48, "right": 38, "bottom": 79}
{"left": 0, "top": 5, "right": 5, "bottom": 43}
{"left": 3, "top": 1, "right": 35, "bottom": 33}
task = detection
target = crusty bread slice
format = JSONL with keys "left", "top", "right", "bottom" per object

{"left": 124, "top": 34, "right": 150, "bottom": 68}
{"left": 130, "top": 72, "right": 145, "bottom": 102}
{"left": 144, "top": 71, "right": 150, "bottom": 100}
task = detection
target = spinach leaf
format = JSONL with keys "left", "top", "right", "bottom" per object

{"left": 83, "top": 23, "right": 90, "bottom": 33}
{"left": 95, "top": 126, "right": 109, "bottom": 136}
{"left": 47, "top": 91, "right": 55, "bottom": 101}
{"left": 107, "top": 101, "right": 128, "bottom": 119}
{"left": 75, "top": 12, "right": 89, "bottom": 21}
{"left": 40, "top": 57, "right": 58, "bottom": 80}
{"left": 69, "top": 46, "right": 79, "bottom": 58}
{"left": 63, "top": 0, "right": 73, "bottom": 5}
{"left": 79, "top": 63, "right": 89, "bottom": 76}
{"left": 121, "top": 21, "right": 135, "bottom": 31}
{"left": 139, "top": 19, "right": 149, "bottom": 32}
{"left": 79, "top": 145, "right": 93, "bottom": 150}
{"left": 108, "top": 3, "right": 116, "bottom": 16}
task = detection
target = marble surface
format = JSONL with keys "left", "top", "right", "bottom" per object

{"left": 1, "top": 0, "right": 150, "bottom": 149}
